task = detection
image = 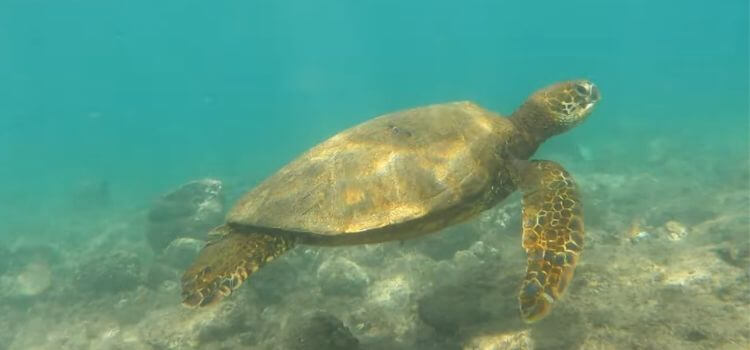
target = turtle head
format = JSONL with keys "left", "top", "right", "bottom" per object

{"left": 512, "top": 80, "right": 600, "bottom": 140}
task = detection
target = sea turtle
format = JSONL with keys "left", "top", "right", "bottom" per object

{"left": 182, "top": 80, "right": 601, "bottom": 323}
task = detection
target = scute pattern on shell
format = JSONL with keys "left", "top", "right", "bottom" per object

{"left": 228, "top": 102, "right": 515, "bottom": 243}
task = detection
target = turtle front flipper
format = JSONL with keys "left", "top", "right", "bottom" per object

{"left": 181, "top": 225, "right": 296, "bottom": 307}
{"left": 514, "top": 160, "right": 584, "bottom": 323}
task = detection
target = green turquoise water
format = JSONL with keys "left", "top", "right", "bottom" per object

{"left": 1, "top": 1, "right": 746, "bottom": 215}
{"left": 0, "top": 1, "right": 747, "bottom": 348}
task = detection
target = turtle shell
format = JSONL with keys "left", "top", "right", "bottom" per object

{"left": 228, "top": 101, "right": 515, "bottom": 243}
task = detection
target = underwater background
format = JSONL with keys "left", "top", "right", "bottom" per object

{"left": 0, "top": 1, "right": 747, "bottom": 349}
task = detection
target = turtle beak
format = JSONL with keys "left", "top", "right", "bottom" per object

{"left": 587, "top": 84, "right": 600, "bottom": 109}
{"left": 579, "top": 81, "right": 600, "bottom": 110}
{"left": 573, "top": 80, "right": 601, "bottom": 111}
{"left": 591, "top": 84, "right": 601, "bottom": 102}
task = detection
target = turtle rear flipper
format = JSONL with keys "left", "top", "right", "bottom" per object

{"left": 181, "top": 225, "right": 296, "bottom": 307}
{"left": 515, "top": 160, "right": 583, "bottom": 323}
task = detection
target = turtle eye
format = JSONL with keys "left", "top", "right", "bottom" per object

{"left": 574, "top": 84, "right": 588, "bottom": 97}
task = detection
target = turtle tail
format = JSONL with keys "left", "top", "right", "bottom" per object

{"left": 181, "top": 224, "right": 296, "bottom": 307}
{"left": 515, "top": 160, "right": 584, "bottom": 323}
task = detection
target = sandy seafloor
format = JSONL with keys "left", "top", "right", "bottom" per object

{"left": 0, "top": 130, "right": 748, "bottom": 350}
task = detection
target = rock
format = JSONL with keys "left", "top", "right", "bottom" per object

{"left": 347, "top": 254, "right": 425, "bottom": 343}
{"left": 159, "top": 237, "right": 204, "bottom": 270}
{"left": 453, "top": 250, "right": 483, "bottom": 273}
{"left": 0, "top": 245, "right": 61, "bottom": 300}
{"left": 146, "top": 179, "right": 224, "bottom": 253}
{"left": 316, "top": 256, "right": 370, "bottom": 296}
{"left": 88, "top": 325, "right": 154, "bottom": 350}
{"left": 715, "top": 242, "right": 750, "bottom": 270}
{"left": 12, "top": 260, "right": 53, "bottom": 296}
{"left": 195, "top": 300, "right": 252, "bottom": 344}
{"left": 8, "top": 244, "right": 62, "bottom": 269}
{"left": 250, "top": 259, "right": 300, "bottom": 304}
{"left": 0, "top": 260, "right": 54, "bottom": 300}
{"left": 453, "top": 241, "right": 500, "bottom": 273}
{"left": 134, "top": 291, "right": 258, "bottom": 350}
{"left": 629, "top": 230, "right": 653, "bottom": 243}
{"left": 626, "top": 217, "right": 653, "bottom": 243}
{"left": 663, "top": 220, "right": 688, "bottom": 241}
{"left": 412, "top": 225, "right": 479, "bottom": 261}
{"left": 415, "top": 254, "right": 510, "bottom": 337}
{"left": 418, "top": 283, "right": 491, "bottom": 334}
{"left": 74, "top": 250, "right": 143, "bottom": 295}
{"left": 477, "top": 202, "right": 521, "bottom": 237}
{"left": 463, "top": 330, "right": 532, "bottom": 350}
{"left": 368, "top": 274, "right": 412, "bottom": 311}
{"left": 657, "top": 248, "right": 737, "bottom": 296}
{"left": 144, "top": 262, "right": 180, "bottom": 290}
{"left": 284, "top": 311, "right": 359, "bottom": 350}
